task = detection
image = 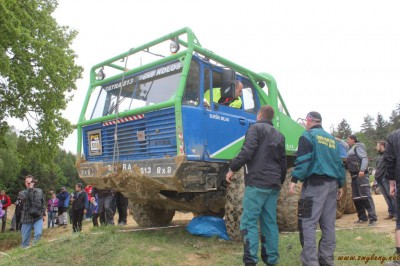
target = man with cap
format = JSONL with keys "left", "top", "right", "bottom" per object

{"left": 345, "top": 134, "right": 377, "bottom": 226}
{"left": 289, "top": 111, "right": 345, "bottom": 266}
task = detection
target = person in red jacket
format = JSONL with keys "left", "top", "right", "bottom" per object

{"left": 84, "top": 185, "right": 93, "bottom": 221}
{"left": 0, "top": 190, "right": 11, "bottom": 233}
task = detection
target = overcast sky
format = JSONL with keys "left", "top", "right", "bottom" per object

{"left": 22, "top": 0, "right": 400, "bottom": 153}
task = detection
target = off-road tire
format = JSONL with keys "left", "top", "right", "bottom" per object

{"left": 277, "top": 168, "right": 302, "bottom": 232}
{"left": 336, "top": 180, "right": 347, "bottom": 219}
{"left": 130, "top": 203, "right": 175, "bottom": 227}
{"left": 344, "top": 171, "right": 357, "bottom": 214}
{"left": 225, "top": 168, "right": 245, "bottom": 242}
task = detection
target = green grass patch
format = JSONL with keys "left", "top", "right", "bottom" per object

{"left": 0, "top": 226, "right": 395, "bottom": 266}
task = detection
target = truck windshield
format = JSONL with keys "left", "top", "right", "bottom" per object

{"left": 90, "top": 61, "right": 182, "bottom": 119}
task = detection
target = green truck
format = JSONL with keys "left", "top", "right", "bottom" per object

{"left": 75, "top": 27, "right": 351, "bottom": 240}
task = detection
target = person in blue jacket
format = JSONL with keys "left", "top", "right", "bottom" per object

{"left": 56, "top": 187, "right": 70, "bottom": 227}
{"left": 289, "top": 111, "right": 345, "bottom": 266}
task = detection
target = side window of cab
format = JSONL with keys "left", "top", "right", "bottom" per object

{"left": 182, "top": 60, "right": 200, "bottom": 106}
{"left": 241, "top": 80, "right": 258, "bottom": 113}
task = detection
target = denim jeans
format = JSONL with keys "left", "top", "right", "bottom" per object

{"left": 47, "top": 211, "right": 57, "bottom": 228}
{"left": 85, "top": 202, "right": 92, "bottom": 219}
{"left": 376, "top": 177, "right": 396, "bottom": 216}
{"left": 21, "top": 219, "right": 43, "bottom": 248}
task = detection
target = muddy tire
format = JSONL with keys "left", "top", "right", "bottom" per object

{"left": 225, "top": 168, "right": 245, "bottom": 242}
{"left": 277, "top": 168, "right": 302, "bottom": 232}
{"left": 336, "top": 179, "right": 347, "bottom": 219}
{"left": 344, "top": 171, "right": 357, "bottom": 214}
{"left": 130, "top": 203, "right": 175, "bottom": 227}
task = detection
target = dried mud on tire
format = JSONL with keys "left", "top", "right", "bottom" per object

{"left": 277, "top": 168, "right": 301, "bottom": 232}
{"left": 225, "top": 168, "right": 245, "bottom": 242}
{"left": 130, "top": 203, "right": 175, "bottom": 227}
{"left": 344, "top": 171, "right": 357, "bottom": 214}
{"left": 336, "top": 179, "right": 347, "bottom": 219}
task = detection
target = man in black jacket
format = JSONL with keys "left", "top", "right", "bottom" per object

{"left": 70, "top": 183, "right": 88, "bottom": 232}
{"left": 226, "top": 105, "right": 286, "bottom": 266}
{"left": 385, "top": 129, "right": 400, "bottom": 265}
{"left": 375, "top": 141, "right": 396, "bottom": 220}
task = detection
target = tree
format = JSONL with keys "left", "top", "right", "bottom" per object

{"left": 14, "top": 135, "right": 82, "bottom": 199}
{"left": 375, "top": 113, "right": 388, "bottom": 141}
{"left": 55, "top": 150, "right": 81, "bottom": 189}
{"left": 361, "top": 114, "right": 375, "bottom": 139}
{"left": 336, "top": 119, "right": 352, "bottom": 139}
{"left": 0, "top": 0, "right": 83, "bottom": 161}
{"left": 388, "top": 103, "right": 400, "bottom": 132}
{"left": 0, "top": 127, "right": 20, "bottom": 191}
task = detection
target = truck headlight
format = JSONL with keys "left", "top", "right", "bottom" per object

{"left": 96, "top": 68, "right": 105, "bottom": 80}
{"left": 170, "top": 40, "right": 180, "bottom": 54}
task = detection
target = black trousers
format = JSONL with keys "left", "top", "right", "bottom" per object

{"left": 71, "top": 209, "right": 84, "bottom": 232}
{"left": 16, "top": 213, "right": 22, "bottom": 231}
{"left": 351, "top": 176, "right": 377, "bottom": 221}
{"left": 98, "top": 195, "right": 114, "bottom": 225}
{"left": 116, "top": 192, "right": 128, "bottom": 224}
{"left": 1, "top": 210, "right": 6, "bottom": 233}
{"left": 92, "top": 213, "right": 99, "bottom": 227}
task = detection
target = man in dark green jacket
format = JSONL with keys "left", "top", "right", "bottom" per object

{"left": 289, "top": 111, "right": 345, "bottom": 266}
{"left": 226, "top": 105, "right": 286, "bottom": 266}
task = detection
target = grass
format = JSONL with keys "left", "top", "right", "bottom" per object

{"left": 0, "top": 222, "right": 396, "bottom": 266}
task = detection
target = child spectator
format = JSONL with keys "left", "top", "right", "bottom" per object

{"left": 84, "top": 185, "right": 93, "bottom": 221}
{"left": 47, "top": 192, "right": 59, "bottom": 228}
{"left": 90, "top": 194, "right": 99, "bottom": 227}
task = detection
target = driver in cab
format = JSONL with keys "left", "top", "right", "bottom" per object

{"left": 204, "top": 80, "right": 243, "bottom": 109}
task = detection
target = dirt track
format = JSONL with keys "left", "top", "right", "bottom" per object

{"left": 335, "top": 194, "right": 396, "bottom": 239}
{"left": 5, "top": 193, "right": 396, "bottom": 237}
{"left": 124, "top": 193, "right": 397, "bottom": 237}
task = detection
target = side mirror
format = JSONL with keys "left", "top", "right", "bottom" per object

{"left": 220, "top": 68, "right": 236, "bottom": 100}
{"left": 257, "top": 81, "right": 266, "bottom": 88}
